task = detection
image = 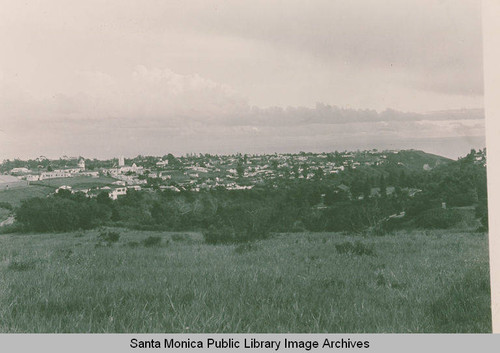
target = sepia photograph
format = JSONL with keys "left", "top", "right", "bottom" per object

{"left": 0, "top": 0, "right": 491, "bottom": 333}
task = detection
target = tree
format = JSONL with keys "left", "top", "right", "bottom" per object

{"left": 301, "top": 164, "right": 309, "bottom": 178}
{"left": 380, "top": 175, "right": 387, "bottom": 197}
{"left": 236, "top": 160, "right": 245, "bottom": 178}
{"left": 96, "top": 191, "right": 112, "bottom": 205}
{"left": 314, "top": 167, "right": 324, "bottom": 180}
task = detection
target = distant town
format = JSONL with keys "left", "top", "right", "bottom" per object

{"left": 0, "top": 149, "right": 487, "bottom": 202}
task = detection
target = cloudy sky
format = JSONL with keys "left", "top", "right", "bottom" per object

{"left": 0, "top": 0, "right": 484, "bottom": 160}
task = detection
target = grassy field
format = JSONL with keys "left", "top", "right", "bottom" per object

{"left": 30, "top": 176, "right": 117, "bottom": 189}
{"left": 0, "top": 176, "right": 117, "bottom": 208}
{"left": 0, "top": 229, "right": 491, "bottom": 333}
{"left": 0, "top": 185, "right": 54, "bottom": 207}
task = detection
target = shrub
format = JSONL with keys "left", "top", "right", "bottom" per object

{"left": 414, "top": 208, "right": 461, "bottom": 229}
{"left": 0, "top": 201, "right": 13, "bottom": 210}
{"left": 126, "top": 241, "right": 140, "bottom": 248}
{"left": 142, "top": 236, "right": 162, "bottom": 247}
{"left": 291, "top": 220, "right": 306, "bottom": 232}
{"left": 203, "top": 225, "right": 239, "bottom": 244}
{"left": 335, "top": 240, "right": 375, "bottom": 256}
{"left": 171, "top": 233, "right": 189, "bottom": 242}
{"left": 16, "top": 197, "right": 109, "bottom": 232}
{"left": 98, "top": 230, "right": 120, "bottom": 244}
{"left": 371, "top": 216, "right": 408, "bottom": 236}
{"left": 8, "top": 260, "right": 37, "bottom": 271}
{"left": 234, "top": 243, "right": 257, "bottom": 254}
{"left": 475, "top": 201, "right": 488, "bottom": 232}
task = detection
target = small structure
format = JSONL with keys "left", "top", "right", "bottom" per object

{"left": 109, "top": 187, "right": 127, "bottom": 200}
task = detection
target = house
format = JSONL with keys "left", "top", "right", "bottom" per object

{"left": 10, "top": 167, "right": 30, "bottom": 174}
{"left": 109, "top": 187, "right": 127, "bottom": 200}
{"left": 40, "top": 171, "right": 71, "bottom": 180}
{"left": 156, "top": 160, "right": 169, "bottom": 167}
{"left": 56, "top": 185, "right": 72, "bottom": 193}
{"left": 80, "top": 171, "right": 99, "bottom": 178}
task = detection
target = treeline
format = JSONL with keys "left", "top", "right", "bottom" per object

{"left": 13, "top": 186, "right": 401, "bottom": 237}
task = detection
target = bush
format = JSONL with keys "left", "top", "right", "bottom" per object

{"left": 171, "top": 233, "right": 191, "bottom": 242}
{"left": 475, "top": 201, "right": 488, "bottom": 232}
{"left": 16, "top": 197, "right": 109, "bottom": 232}
{"left": 142, "top": 236, "right": 162, "bottom": 247}
{"left": 291, "top": 220, "right": 306, "bottom": 232}
{"left": 234, "top": 243, "right": 258, "bottom": 254}
{"left": 335, "top": 240, "right": 375, "bottom": 256}
{"left": 371, "top": 216, "right": 408, "bottom": 236}
{"left": 98, "top": 230, "right": 120, "bottom": 245}
{"left": 414, "top": 208, "right": 461, "bottom": 229}
{"left": 0, "top": 201, "right": 13, "bottom": 210}
{"left": 203, "top": 225, "right": 239, "bottom": 244}
{"left": 126, "top": 241, "right": 140, "bottom": 248}
{"left": 8, "top": 260, "right": 37, "bottom": 271}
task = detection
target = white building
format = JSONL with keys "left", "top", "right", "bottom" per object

{"left": 26, "top": 175, "right": 40, "bottom": 181}
{"left": 56, "top": 185, "right": 72, "bottom": 193}
{"left": 109, "top": 187, "right": 127, "bottom": 200}
{"left": 40, "top": 171, "right": 71, "bottom": 180}
{"left": 118, "top": 156, "right": 125, "bottom": 167}
{"left": 156, "top": 160, "right": 168, "bottom": 167}
{"left": 10, "top": 167, "right": 30, "bottom": 174}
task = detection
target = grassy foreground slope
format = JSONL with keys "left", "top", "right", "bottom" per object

{"left": 0, "top": 229, "right": 490, "bottom": 333}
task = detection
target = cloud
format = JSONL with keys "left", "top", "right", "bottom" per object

{"left": 0, "top": 1, "right": 484, "bottom": 160}
{"left": 0, "top": 65, "right": 484, "bottom": 161}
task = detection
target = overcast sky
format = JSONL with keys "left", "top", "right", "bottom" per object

{"left": 0, "top": 0, "right": 484, "bottom": 160}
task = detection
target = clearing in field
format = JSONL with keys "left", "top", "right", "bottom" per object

{"left": 0, "top": 229, "right": 491, "bottom": 333}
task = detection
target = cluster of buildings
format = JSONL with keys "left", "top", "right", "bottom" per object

{"left": 1, "top": 150, "right": 427, "bottom": 200}
{"left": 12, "top": 159, "right": 99, "bottom": 182}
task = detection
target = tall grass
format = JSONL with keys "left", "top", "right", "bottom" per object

{"left": 0, "top": 229, "right": 491, "bottom": 332}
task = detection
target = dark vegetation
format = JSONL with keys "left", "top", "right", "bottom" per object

{"left": 9, "top": 150, "right": 488, "bottom": 242}
{"left": 97, "top": 230, "right": 120, "bottom": 245}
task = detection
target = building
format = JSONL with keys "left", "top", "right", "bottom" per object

{"left": 56, "top": 185, "right": 72, "bottom": 193}
{"left": 40, "top": 171, "right": 71, "bottom": 180}
{"left": 78, "top": 158, "right": 85, "bottom": 170}
{"left": 109, "top": 187, "right": 127, "bottom": 200}
{"left": 10, "top": 167, "right": 30, "bottom": 174}
{"left": 118, "top": 156, "right": 125, "bottom": 167}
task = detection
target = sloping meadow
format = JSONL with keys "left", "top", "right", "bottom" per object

{"left": 0, "top": 229, "right": 491, "bottom": 332}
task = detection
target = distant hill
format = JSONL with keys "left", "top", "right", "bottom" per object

{"left": 384, "top": 150, "right": 452, "bottom": 172}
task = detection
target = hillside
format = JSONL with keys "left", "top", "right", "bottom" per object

{"left": 0, "top": 229, "right": 490, "bottom": 332}
{"left": 384, "top": 150, "right": 452, "bottom": 171}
